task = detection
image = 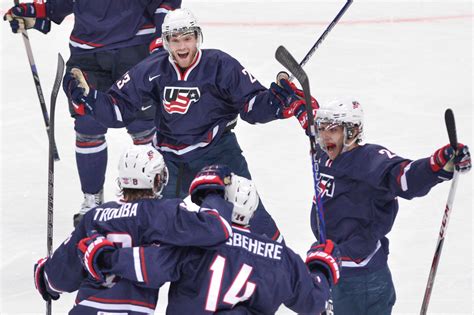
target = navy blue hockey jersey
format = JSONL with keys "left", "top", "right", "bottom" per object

{"left": 41, "top": 194, "right": 233, "bottom": 314}
{"left": 46, "top": 0, "right": 181, "bottom": 54}
{"left": 106, "top": 225, "right": 331, "bottom": 314}
{"left": 86, "top": 49, "right": 281, "bottom": 162}
{"left": 311, "top": 144, "right": 452, "bottom": 277}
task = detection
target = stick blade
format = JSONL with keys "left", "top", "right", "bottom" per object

{"left": 275, "top": 46, "right": 308, "bottom": 86}
{"left": 444, "top": 109, "right": 457, "bottom": 148}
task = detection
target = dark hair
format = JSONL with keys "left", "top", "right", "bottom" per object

{"left": 122, "top": 188, "right": 154, "bottom": 201}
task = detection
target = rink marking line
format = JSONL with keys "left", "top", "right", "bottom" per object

{"left": 202, "top": 14, "right": 473, "bottom": 27}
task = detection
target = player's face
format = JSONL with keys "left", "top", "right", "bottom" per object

{"left": 317, "top": 123, "right": 345, "bottom": 160}
{"left": 168, "top": 32, "right": 198, "bottom": 68}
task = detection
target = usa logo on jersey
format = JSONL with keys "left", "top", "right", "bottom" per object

{"left": 163, "top": 87, "right": 201, "bottom": 114}
{"left": 318, "top": 173, "right": 335, "bottom": 198}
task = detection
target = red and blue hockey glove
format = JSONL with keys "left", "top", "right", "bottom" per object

{"left": 305, "top": 240, "right": 341, "bottom": 286}
{"left": 77, "top": 234, "right": 116, "bottom": 282}
{"left": 34, "top": 257, "right": 60, "bottom": 302}
{"left": 149, "top": 37, "right": 164, "bottom": 54}
{"left": 189, "top": 164, "right": 232, "bottom": 205}
{"left": 3, "top": 0, "right": 51, "bottom": 34}
{"left": 63, "top": 68, "right": 96, "bottom": 116}
{"left": 430, "top": 143, "right": 471, "bottom": 173}
{"left": 270, "top": 78, "right": 319, "bottom": 129}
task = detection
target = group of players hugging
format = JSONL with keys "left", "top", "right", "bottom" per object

{"left": 4, "top": 1, "right": 471, "bottom": 314}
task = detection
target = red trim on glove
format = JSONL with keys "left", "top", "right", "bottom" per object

{"left": 34, "top": 257, "right": 48, "bottom": 290}
{"left": 33, "top": 0, "right": 47, "bottom": 18}
{"left": 189, "top": 175, "right": 224, "bottom": 195}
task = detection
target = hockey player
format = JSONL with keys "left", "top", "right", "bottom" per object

{"left": 301, "top": 98, "right": 471, "bottom": 314}
{"left": 4, "top": 0, "right": 181, "bottom": 226}
{"left": 33, "top": 145, "right": 235, "bottom": 313}
{"left": 61, "top": 8, "right": 317, "bottom": 241}
{"left": 78, "top": 174, "right": 342, "bottom": 314}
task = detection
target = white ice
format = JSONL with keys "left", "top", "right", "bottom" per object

{"left": 0, "top": 0, "right": 472, "bottom": 314}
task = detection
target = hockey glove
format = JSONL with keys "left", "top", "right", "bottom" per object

{"left": 149, "top": 37, "right": 164, "bottom": 54}
{"left": 430, "top": 143, "right": 471, "bottom": 173}
{"left": 34, "top": 257, "right": 60, "bottom": 302}
{"left": 270, "top": 78, "right": 319, "bottom": 129}
{"left": 77, "top": 233, "right": 116, "bottom": 282}
{"left": 63, "top": 68, "right": 96, "bottom": 116}
{"left": 3, "top": 0, "right": 51, "bottom": 34}
{"left": 189, "top": 164, "right": 232, "bottom": 206}
{"left": 305, "top": 240, "right": 341, "bottom": 286}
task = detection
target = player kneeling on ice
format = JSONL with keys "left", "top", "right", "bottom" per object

{"left": 33, "top": 146, "right": 235, "bottom": 314}
{"left": 77, "top": 174, "right": 341, "bottom": 314}
{"left": 293, "top": 98, "right": 471, "bottom": 315}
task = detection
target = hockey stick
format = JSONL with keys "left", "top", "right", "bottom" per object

{"left": 276, "top": 45, "right": 334, "bottom": 315}
{"left": 275, "top": 45, "right": 326, "bottom": 243}
{"left": 420, "top": 109, "right": 459, "bottom": 315}
{"left": 45, "top": 53, "right": 65, "bottom": 315}
{"left": 288, "top": 0, "right": 353, "bottom": 81}
{"left": 13, "top": 0, "right": 60, "bottom": 161}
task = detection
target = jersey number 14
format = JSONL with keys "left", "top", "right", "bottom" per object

{"left": 205, "top": 255, "right": 256, "bottom": 311}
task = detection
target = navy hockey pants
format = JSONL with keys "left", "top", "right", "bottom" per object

{"left": 66, "top": 44, "right": 155, "bottom": 196}
{"left": 332, "top": 265, "right": 396, "bottom": 315}
{"left": 161, "top": 131, "right": 282, "bottom": 242}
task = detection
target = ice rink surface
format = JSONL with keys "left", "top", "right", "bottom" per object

{"left": 1, "top": 0, "right": 472, "bottom": 314}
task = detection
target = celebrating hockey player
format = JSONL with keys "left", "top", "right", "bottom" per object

{"left": 61, "top": 8, "right": 316, "bottom": 241}
{"left": 33, "top": 145, "right": 235, "bottom": 313}
{"left": 78, "top": 174, "right": 341, "bottom": 314}
{"left": 300, "top": 98, "right": 471, "bottom": 314}
{"left": 4, "top": 0, "right": 181, "bottom": 226}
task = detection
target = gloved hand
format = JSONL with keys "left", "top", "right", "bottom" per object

{"left": 305, "top": 240, "right": 341, "bottom": 286}
{"left": 77, "top": 233, "right": 116, "bottom": 282}
{"left": 149, "top": 37, "right": 164, "bottom": 54}
{"left": 189, "top": 165, "right": 232, "bottom": 205}
{"left": 430, "top": 143, "right": 471, "bottom": 173}
{"left": 270, "top": 78, "right": 319, "bottom": 129}
{"left": 63, "top": 68, "right": 95, "bottom": 116}
{"left": 3, "top": 0, "right": 51, "bottom": 34}
{"left": 34, "top": 257, "right": 60, "bottom": 301}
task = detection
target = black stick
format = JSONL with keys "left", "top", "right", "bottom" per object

{"left": 45, "top": 53, "right": 65, "bottom": 315}
{"left": 289, "top": 0, "right": 353, "bottom": 81}
{"left": 420, "top": 109, "right": 459, "bottom": 315}
{"left": 13, "top": 0, "right": 60, "bottom": 161}
{"left": 275, "top": 46, "right": 326, "bottom": 243}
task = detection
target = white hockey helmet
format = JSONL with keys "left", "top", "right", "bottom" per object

{"left": 316, "top": 97, "right": 364, "bottom": 148}
{"left": 162, "top": 8, "right": 203, "bottom": 51}
{"left": 225, "top": 175, "right": 259, "bottom": 226}
{"left": 118, "top": 145, "right": 169, "bottom": 196}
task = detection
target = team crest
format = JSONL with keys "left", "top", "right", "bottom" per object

{"left": 163, "top": 86, "right": 201, "bottom": 114}
{"left": 318, "top": 173, "right": 335, "bottom": 198}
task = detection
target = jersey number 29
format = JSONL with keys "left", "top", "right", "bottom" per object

{"left": 205, "top": 255, "right": 256, "bottom": 311}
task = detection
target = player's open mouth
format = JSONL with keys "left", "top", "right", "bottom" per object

{"left": 177, "top": 52, "right": 189, "bottom": 59}
{"left": 326, "top": 143, "right": 336, "bottom": 152}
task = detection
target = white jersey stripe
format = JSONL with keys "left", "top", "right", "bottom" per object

{"left": 75, "top": 142, "right": 107, "bottom": 154}
{"left": 79, "top": 300, "right": 154, "bottom": 313}
{"left": 155, "top": 8, "right": 169, "bottom": 14}
{"left": 341, "top": 240, "right": 381, "bottom": 268}
{"left": 133, "top": 247, "right": 144, "bottom": 282}
{"left": 155, "top": 125, "right": 219, "bottom": 155}
{"left": 400, "top": 161, "right": 414, "bottom": 191}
